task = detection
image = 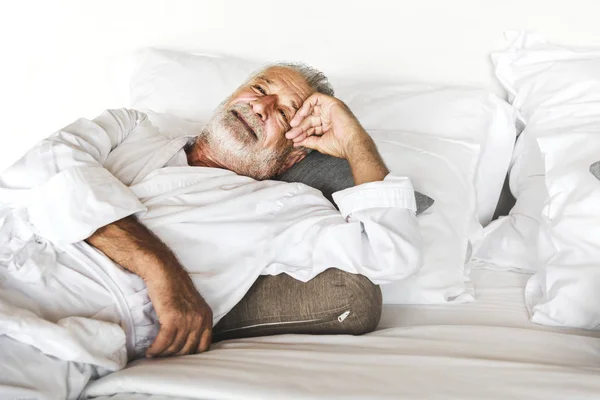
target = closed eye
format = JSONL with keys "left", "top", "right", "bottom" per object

{"left": 252, "top": 85, "right": 267, "bottom": 95}
{"left": 279, "top": 108, "right": 288, "bottom": 121}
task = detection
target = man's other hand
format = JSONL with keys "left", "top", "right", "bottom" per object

{"left": 145, "top": 268, "right": 213, "bottom": 358}
{"left": 85, "top": 216, "right": 214, "bottom": 359}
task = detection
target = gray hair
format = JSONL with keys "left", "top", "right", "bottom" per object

{"left": 248, "top": 62, "right": 334, "bottom": 97}
{"left": 273, "top": 62, "right": 335, "bottom": 97}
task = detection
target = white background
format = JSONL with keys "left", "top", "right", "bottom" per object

{"left": 1, "top": 0, "right": 600, "bottom": 171}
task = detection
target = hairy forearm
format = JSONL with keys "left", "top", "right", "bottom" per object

{"left": 346, "top": 134, "right": 389, "bottom": 185}
{"left": 85, "top": 215, "right": 186, "bottom": 283}
{"left": 87, "top": 215, "right": 213, "bottom": 357}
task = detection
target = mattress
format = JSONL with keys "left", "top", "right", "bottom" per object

{"left": 81, "top": 268, "right": 600, "bottom": 400}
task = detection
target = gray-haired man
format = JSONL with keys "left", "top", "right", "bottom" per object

{"left": 0, "top": 63, "right": 422, "bottom": 398}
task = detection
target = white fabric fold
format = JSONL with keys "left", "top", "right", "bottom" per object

{"left": 28, "top": 166, "right": 146, "bottom": 245}
{"left": 0, "top": 299, "right": 127, "bottom": 371}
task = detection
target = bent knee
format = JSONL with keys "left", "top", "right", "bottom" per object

{"left": 336, "top": 270, "right": 383, "bottom": 335}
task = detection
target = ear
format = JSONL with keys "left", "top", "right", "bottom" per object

{"left": 277, "top": 148, "right": 308, "bottom": 175}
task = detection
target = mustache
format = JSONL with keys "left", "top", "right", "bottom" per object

{"left": 229, "top": 104, "right": 263, "bottom": 138}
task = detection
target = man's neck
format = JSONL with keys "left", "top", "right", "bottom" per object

{"left": 184, "top": 138, "right": 226, "bottom": 169}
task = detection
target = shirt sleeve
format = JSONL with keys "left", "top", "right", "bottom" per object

{"left": 333, "top": 174, "right": 417, "bottom": 217}
{"left": 267, "top": 174, "right": 423, "bottom": 284}
{"left": 0, "top": 109, "right": 148, "bottom": 245}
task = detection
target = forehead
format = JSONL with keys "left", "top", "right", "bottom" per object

{"left": 252, "top": 66, "right": 314, "bottom": 100}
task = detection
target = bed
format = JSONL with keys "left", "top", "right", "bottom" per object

{"left": 81, "top": 267, "right": 600, "bottom": 399}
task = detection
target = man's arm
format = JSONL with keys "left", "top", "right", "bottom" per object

{"left": 279, "top": 93, "right": 422, "bottom": 283}
{"left": 344, "top": 130, "right": 389, "bottom": 185}
{"left": 86, "top": 216, "right": 212, "bottom": 358}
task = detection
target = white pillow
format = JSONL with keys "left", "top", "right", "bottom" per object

{"left": 371, "top": 130, "right": 480, "bottom": 304}
{"left": 129, "top": 49, "right": 263, "bottom": 122}
{"left": 128, "top": 49, "right": 516, "bottom": 227}
{"left": 125, "top": 49, "right": 517, "bottom": 304}
{"left": 494, "top": 31, "right": 600, "bottom": 330}
{"left": 334, "top": 82, "right": 516, "bottom": 227}
{"left": 472, "top": 129, "right": 551, "bottom": 273}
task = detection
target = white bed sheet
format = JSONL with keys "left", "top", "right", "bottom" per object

{"left": 82, "top": 268, "right": 600, "bottom": 400}
{"left": 381, "top": 269, "right": 600, "bottom": 337}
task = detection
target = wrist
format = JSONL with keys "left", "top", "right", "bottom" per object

{"left": 345, "top": 134, "right": 377, "bottom": 162}
{"left": 345, "top": 135, "right": 389, "bottom": 185}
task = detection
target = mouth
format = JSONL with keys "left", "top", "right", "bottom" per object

{"left": 231, "top": 110, "right": 258, "bottom": 139}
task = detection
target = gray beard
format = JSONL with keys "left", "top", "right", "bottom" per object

{"left": 197, "top": 106, "right": 291, "bottom": 180}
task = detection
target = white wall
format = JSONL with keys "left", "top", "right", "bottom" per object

{"left": 1, "top": 0, "right": 600, "bottom": 171}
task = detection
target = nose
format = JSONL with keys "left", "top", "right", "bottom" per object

{"left": 251, "top": 94, "right": 277, "bottom": 122}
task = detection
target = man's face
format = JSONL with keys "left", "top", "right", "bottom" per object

{"left": 200, "top": 66, "right": 314, "bottom": 180}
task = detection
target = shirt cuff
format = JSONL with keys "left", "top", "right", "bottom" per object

{"left": 27, "top": 166, "right": 147, "bottom": 245}
{"left": 332, "top": 174, "right": 417, "bottom": 218}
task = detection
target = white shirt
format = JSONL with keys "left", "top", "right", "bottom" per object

{"left": 164, "top": 149, "right": 189, "bottom": 167}
{"left": 0, "top": 109, "right": 423, "bottom": 359}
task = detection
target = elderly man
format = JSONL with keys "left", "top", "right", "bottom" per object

{"left": 0, "top": 63, "right": 422, "bottom": 398}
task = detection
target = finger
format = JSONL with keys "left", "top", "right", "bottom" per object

{"left": 146, "top": 325, "right": 177, "bottom": 358}
{"left": 290, "top": 93, "right": 322, "bottom": 127}
{"left": 292, "top": 125, "right": 325, "bottom": 143}
{"left": 286, "top": 126, "right": 304, "bottom": 140}
{"left": 176, "top": 329, "right": 202, "bottom": 356}
{"left": 287, "top": 117, "right": 322, "bottom": 141}
{"left": 286, "top": 115, "right": 322, "bottom": 140}
{"left": 294, "top": 135, "right": 321, "bottom": 151}
{"left": 197, "top": 326, "right": 213, "bottom": 353}
{"left": 289, "top": 102, "right": 314, "bottom": 128}
{"left": 159, "top": 327, "right": 189, "bottom": 357}
{"left": 291, "top": 127, "right": 315, "bottom": 144}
